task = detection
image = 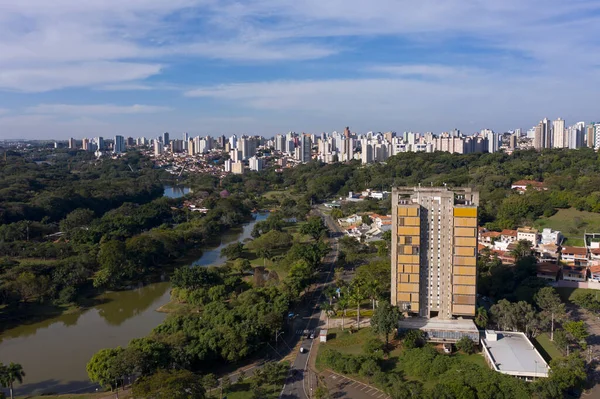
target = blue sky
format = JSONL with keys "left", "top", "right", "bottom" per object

{"left": 1, "top": 0, "right": 600, "bottom": 139}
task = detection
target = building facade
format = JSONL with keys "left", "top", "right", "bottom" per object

{"left": 391, "top": 187, "right": 479, "bottom": 319}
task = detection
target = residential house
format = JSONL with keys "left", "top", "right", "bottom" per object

{"left": 537, "top": 243, "right": 560, "bottom": 261}
{"left": 480, "top": 231, "right": 501, "bottom": 246}
{"left": 589, "top": 248, "right": 600, "bottom": 261}
{"left": 536, "top": 262, "right": 560, "bottom": 282}
{"left": 494, "top": 229, "right": 518, "bottom": 251}
{"left": 511, "top": 180, "right": 547, "bottom": 193}
{"left": 562, "top": 265, "right": 587, "bottom": 282}
{"left": 561, "top": 246, "right": 588, "bottom": 266}
{"left": 369, "top": 213, "right": 392, "bottom": 231}
{"left": 337, "top": 214, "right": 361, "bottom": 226}
{"left": 589, "top": 264, "right": 600, "bottom": 283}
{"left": 541, "top": 228, "right": 563, "bottom": 245}
{"left": 517, "top": 227, "right": 539, "bottom": 246}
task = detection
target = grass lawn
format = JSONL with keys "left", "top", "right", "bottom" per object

{"left": 534, "top": 332, "right": 562, "bottom": 362}
{"left": 555, "top": 287, "right": 600, "bottom": 304}
{"left": 262, "top": 190, "right": 287, "bottom": 200}
{"left": 534, "top": 208, "right": 600, "bottom": 246}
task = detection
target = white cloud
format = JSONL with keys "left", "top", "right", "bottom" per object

{"left": 0, "top": 62, "right": 162, "bottom": 92}
{"left": 27, "top": 103, "right": 171, "bottom": 115}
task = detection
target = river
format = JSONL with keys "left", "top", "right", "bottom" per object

{"left": 0, "top": 213, "right": 267, "bottom": 396}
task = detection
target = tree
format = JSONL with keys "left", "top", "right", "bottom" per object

{"left": 232, "top": 258, "right": 252, "bottom": 275}
{"left": 349, "top": 284, "right": 366, "bottom": 329}
{"left": 201, "top": 373, "right": 218, "bottom": 391}
{"left": 336, "top": 296, "right": 349, "bottom": 330}
{"left": 363, "top": 336, "right": 385, "bottom": 356}
{"left": 220, "top": 242, "right": 244, "bottom": 260}
{"left": 370, "top": 302, "right": 402, "bottom": 345}
{"left": 87, "top": 347, "right": 124, "bottom": 390}
{"left": 474, "top": 307, "right": 489, "bottom": 329}
{"left": 132, "top": 369, "right": 205, "bottom": 399}
{"left": 511, "top": 240, "right": 534, "bottom": 262}
{"left": 535, "top": 287, "right": 565, "bottom": 341}
{"left": 315, "top": 384, "right": 331, "bottom": 399}
{"left": 0, "top": 362, "right": 25, "bottom": 399}
{"left": 361, "top": 214, "right": 372, "bottom": 226}
{"left": 402, "top": 330, "right": 425, "bottom": 349}
{"left": 455, "top": 336, "right": 476, "bottom": 354}
{"left": 563, "top": 321, "right": 588, "bottom": 354}
{"left": 321, "top": 301, "right": 335, "bottom": 329}
{"left": 300, "top": 216, "right": 328, "bottom": 241}
{"left": 548, "top": 353, "right": 587, "bottom": 393}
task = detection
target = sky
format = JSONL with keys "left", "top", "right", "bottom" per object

{"left": 1, "top": 0, "right": 600, "bottom": 140}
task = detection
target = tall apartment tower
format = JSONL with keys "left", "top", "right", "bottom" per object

{"left": 534, "top": 118, "right": 551, "bottom": 150}
{"left": 552, "top": 118, "right": 566, "bottom": 148}
{"left": 391, "top": 187, "right": 479, "bottom": 320}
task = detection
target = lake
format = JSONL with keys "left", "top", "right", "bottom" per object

{"left": 163, "top": 185, "right": 192, "bottom": 198}
{"left": 0, "top": 213, "right": 267, "bottom": 396}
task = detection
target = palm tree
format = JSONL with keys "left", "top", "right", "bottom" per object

{"left": 350, "top": 284, "right": 366, "bottom": 329}
{"left": 0, "top": 362, "right": 25, "bottom": 399}
{"left": 363, "top": 279, "right": 380, "bottom": 311}
{"left": 324, "top": 286, "right": 337, "bottom": 306}
{"left": 321, "top": 302, "right": 335, "bottom": 329}
{"left": 336, "top": 297, "right": 349, "bottom": 330}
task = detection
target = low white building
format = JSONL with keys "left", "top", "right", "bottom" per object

{"left": 541, "top": 228, "right": 563, "bottom": 245}
{"left": 517, "top": 227, "right": 539, "bottom": 246}
{"left": 481, "top": 331, "right": 549, "bottom": 380}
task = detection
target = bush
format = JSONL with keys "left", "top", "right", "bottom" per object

{"left": 401, "top": 329, "right": 425, "bottom": 349}
{"left": 359, "top": 358, "right": 381, "bottom": 377}
{"left": 456, "top": 336, "right": 476, "bottom": 354}
{"left": 363, "top": 336, "right": 384, "bottom": 356}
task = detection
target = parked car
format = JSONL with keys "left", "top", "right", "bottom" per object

{"left": 310, "top": 332, "right": 315, "bottom": 339}
{"left": 300, "top": 347, "right": 306, "bottom": 353}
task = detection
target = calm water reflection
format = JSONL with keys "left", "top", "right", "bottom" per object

{"left": 163, "top": 185, "right": 191, "bottom": 198}
{"left": 0, "top": 213, "right": 266, "bottom": 396}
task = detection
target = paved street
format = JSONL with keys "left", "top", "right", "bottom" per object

{"left": 321, "top": 370, "right": 391, "bottom": 399}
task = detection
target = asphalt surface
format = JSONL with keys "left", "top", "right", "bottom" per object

{"left": 279, "top": 208, "right": 342, "bottom": 399}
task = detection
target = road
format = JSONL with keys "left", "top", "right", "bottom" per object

{"left": 279, "top": 208, "right": 342, "bottom": 399}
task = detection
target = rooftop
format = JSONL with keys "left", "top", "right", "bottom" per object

{"left": 536, "top": 262, "right": 560, "bottom": 274}
{"left": 562, "top": 246, "right": 588, "bottom": 255}
{"left": 482, "top": 331, "right": 549, "bottom": 378}
{"left": 501, "top": 229, "right": 518, "bottom": 237}
{"left": 518, "top": 227, "right": 538, "bottom": 234}
{"left": 512, "top": 180, "right": 545, "bottom": 187}
{"left": 398, "top": 317, "right": 479, "bottom": 333}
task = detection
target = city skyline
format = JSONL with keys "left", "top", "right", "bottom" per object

{"left": 1, "top": 1, "right": 600, "bottom": 138}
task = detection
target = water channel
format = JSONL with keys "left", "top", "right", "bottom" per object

{"left": 0, "top": 212, "right": 267, "bottom": 396}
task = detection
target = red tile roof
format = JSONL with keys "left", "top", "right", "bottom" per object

{"left": 562, "top": 246, "right": 588, "bottom": 256}
{"left": 589, "top": 264, "right": 600, "bottom": 273}
{"left": 482, "top": 231, "right": 501, "bottom": 238}
{"left": 512, "top": 180, "right": 545, "bottom": 188}
{"left": 501, "top": 229, "right": 518, "bottom": 237}
{"left": 536, "top": 262, "right": 560, "bottom": 274}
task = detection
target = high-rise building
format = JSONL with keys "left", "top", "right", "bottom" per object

{"left": 82, "top": 138, "right": 90, "bottom": 151}
{"left": 361, "top": 138, "right": 372, "bottom": 164}
{"left": 231, "top": 161, "right": 244, "bottom": 175}
{"left": 299, "top": 134, "right": 312, "bottom": 163}
{"left": 95, "top": 137, "right": 105, "bottom": 151}
{"left": 170, "top": 139, "right": 184, "bottom": 153}
{"left": 552, "top": 118, "right": 566, "bottom": 148}
{"left": 391, "top": 187, "right": 479, "bottom": 319}
{"left": 594, "top": 123, "right": 600, "bottom": 150}
{"left": 249, "top": 156, "right": 263, "bottom": 171}
{"left": 163, "top": 132, "right": 170, "bottom": 146}
{"left": 534, "top": 119, "right": 550, "bottom": 150}
{"left": 68, "top": 138, "right": 76, "bottom": 149}
{"left": 154, "top": 141, "right": 164, "bottom": 156}
{"left": 114, "top": 135, "right": 125, "bottom": 154}
{"left": 344, "top": 126, "right": 351, "bottom": 138}
{"left": 586, "top": 124, "right": 595, "bottom": 148}
{"left": 481, "top": 129, "right": 498, "bottom": 153}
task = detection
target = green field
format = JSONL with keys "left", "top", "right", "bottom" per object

{"left": 533, "top": 332, "right": 562, "bottom": 362}
{"left": 555, "top": 287, "right": 600, "bottom": 303}
{"left": 534, "top": 208, "right": 600, "bottom": 246}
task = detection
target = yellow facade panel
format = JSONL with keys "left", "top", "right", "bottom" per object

{"left": 397, "top": 207, "right": 408, "bottom": 216}
{"left": 455, "top": 247, "right": 475, "bottom": 257}
{"left": 409, "top": 274, "right": 420, "bottom": 283}
{"left": 399, "top": 283, "right": 419, "bottom": 293}
{"left": 398, "top": 226, "right": 420, "bottom": 236}
{"left": 453, "top": 207, "right": 477, "bottom": 218}
{"left": 398, "top": 255, "right": 419, "bottom": 264}
{"left": 453, "top": 294, "right": 476, "bottom": 305}
{"left": 411, "top": 303, "right": 420, "bottom": 312}
{"left": 407, "top": 207, "right": 419, "bottom": 217}
{"left": 454, "top": 275, "right": 476, "bottom": 285}
{"left": 410, "top": 265, "right": 420, "bottom": 273}
{"left": 455, "top": 237, "right": 477, "bottom": 247}
{"left": 397, "top": 293, "right": 411, "bottom": 302}
{"left": 453, "top": 285, "right": 477, "bottom": 295}
{"left": 453, "top": 304, "right": 475, "bottom": 316}
{"left": 454, "top": 266, "right": 477, "bottom": 276}
{"left": 411, "top": 236, "right": 420, "bottom": 245}
{"left": 454, "top": 256, "right": 477, "bottom": 266}
{"left": 454, "top": 217, "right": 477, "bottom": 227}
{"left": 411, "top": 293, "right": 419, "bottom": 302}
{"left": 405, "top": 217, "right": 420, "bottom": 226}
{"left": 454, "top": 227, "right": 476, "bottom": 237}
{"left": 400, "top": 274, "right": 409, "bottom": 283}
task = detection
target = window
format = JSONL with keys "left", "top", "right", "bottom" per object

{"left": 406, "top": 236, "right": 412, "bottom": 244}
{"left": 398, "top": 217, "right": 405, "bottom": 226}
